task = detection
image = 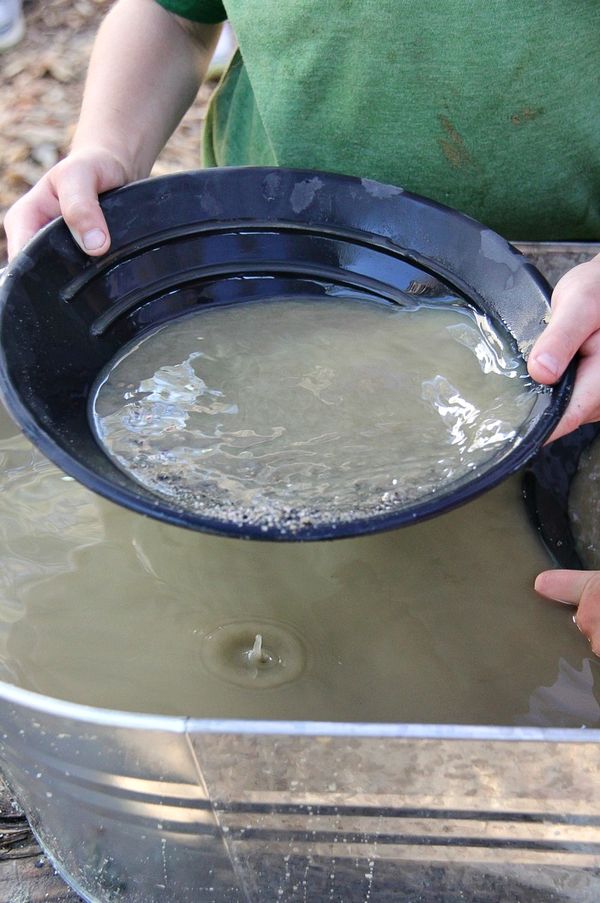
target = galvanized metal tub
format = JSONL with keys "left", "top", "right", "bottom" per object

{"left": 2, "top": 684, "right": 600, "bottom": 902}
{"left": 0, "top": 243, "right": 599, "bottom": 902}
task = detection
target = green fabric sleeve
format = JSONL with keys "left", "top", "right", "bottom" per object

{"left": 153, "top": 0, "right": 227, "bottom": 24}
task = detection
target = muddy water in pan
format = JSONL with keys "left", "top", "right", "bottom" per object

{"left": 90, "top": 297, "right": 540, "bottom": 533}
{"left": 0, "top": 403, "right": 598, "bottom": 726}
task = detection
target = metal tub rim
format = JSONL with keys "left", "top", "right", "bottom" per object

{"left": 0, "top": 676, "right": 599, "bottom": 743}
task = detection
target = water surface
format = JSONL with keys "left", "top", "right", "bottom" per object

{"left": 0, "top": 404, "right": 597, "bottom": 726}
{"left": 91, "top": 298, "right": 538, "bottom": 532}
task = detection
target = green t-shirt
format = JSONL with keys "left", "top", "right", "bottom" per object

{"left": 156, "top": 0, "right": 600, "bottom": 240}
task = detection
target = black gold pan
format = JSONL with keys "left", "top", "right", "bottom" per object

{"left": 0, "top": 167, "right": 574, "bottom": 539}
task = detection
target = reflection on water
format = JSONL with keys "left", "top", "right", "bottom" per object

{"left": 516, "top": 659, "right": 600, "bottom": 727}
{"left": 0, "top": 403, "right": 598, "bottom": 726}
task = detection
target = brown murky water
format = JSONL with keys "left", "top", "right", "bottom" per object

{"left": 0, "top": 402, "right": 598, "bottom": 726}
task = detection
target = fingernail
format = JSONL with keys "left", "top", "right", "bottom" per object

{"left": 82, "top": 228, "right": 106, "bottom": 251}
{"left": 533, "top": 352, "right": 560, "bottom": 379}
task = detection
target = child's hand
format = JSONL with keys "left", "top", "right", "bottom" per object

{"left": 3, "top": 0, "right": 220, "bottom": 263}
{"left": 535, "top": 569, "right": 600, "bottom": 655}
{"left": 528, "top": 254, "right": 600, "bottom": 441}
{"left": 4, "top": 147, "right": 129, "bottom": 260}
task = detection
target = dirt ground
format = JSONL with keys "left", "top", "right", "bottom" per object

{"left": 0, "top": 0, "right": 215, "bottom": 262}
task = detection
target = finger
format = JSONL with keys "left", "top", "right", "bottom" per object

{"left": 534, "top": 569, "right": 591, "bottom": 605}
{"left": 576, "top": 573, "right": 600, "bottom": 655}
{"left": 536, "top": 570, "right": 600, "bottom": 656}
{"left": 52, "top": 165, "right": 111, "bottom": 256}
{"left": 4, "top": 180, "right": 63, "bottom": 260}
{"left": 528, "top": 260, "right": 600, "bottom": 385}
{"left": 6, "top": 206, "right": 50, "bottom": 260}
{"left": 544, "top": 334, "right": 600, "bottom": 442}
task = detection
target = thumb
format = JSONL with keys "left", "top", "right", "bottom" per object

{"left": 528, "top": 261, "right": 600, "bottom": 385}
{"left": 53, "top": 163, "right": 111, "bottom": 256}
